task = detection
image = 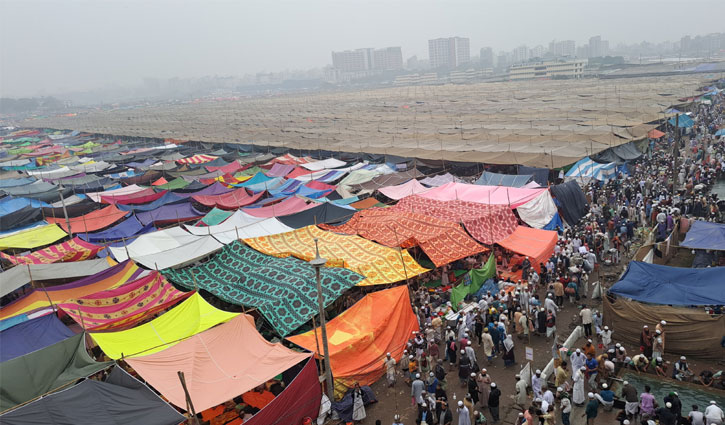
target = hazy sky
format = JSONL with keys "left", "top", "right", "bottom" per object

{"left": 1, "top": 0, "right": 723, "bottom": 97}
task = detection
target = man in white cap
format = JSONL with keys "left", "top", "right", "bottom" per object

{"left": 571, "top": 348, "right": 586, "bottom": 373}
{"left": 594, "top": 383, "right": 614, "bottom": 411}
{"left": 583, "top": 392, "right": 599, "bottom": 425}
{"left": 704, "top": 401, "right": 724, "bottom": 425}
{"left": 674, "top": 356, "right": 693, "bottom": 381}
{"left": 532, "top": 369, "right": 543, "bottom": 400}
{"left": 621, "top": 380, "right": 639, "bottom": 420}
{"left": 385, "top": 352, "right": 397, "bottom": 387}
{"left": 656, "top": 320, "right": 667, "bottom": 354}
{"left": 477, "top": 369, "right": 492, "bottom": 409}
{"left": 572, "top": 366, "right": 586, "bottom": 405}
{"left": 652, "top": 330, "right": 664, "bottom": 361}
{"left": 465, "top": 340, "right": 477, "bottom": 366}
{"left": 412, "top": 373, "right": 425, "bottom": 405}
{"left": 457, "top": 400, "right": 471, "bottom": 425}
{"left": 599, "top": 325, "right": 613, "bottom": 348}
{"left": 544, "top": 293, "right": 559, "bottom": 318}
{"left": 514, "top": 374, "right": 528, "bottom": 408}
{"left": 488, "top": 382, "right": 501, "bottom": 423}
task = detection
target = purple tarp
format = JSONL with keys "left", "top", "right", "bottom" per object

{"left": 79, "top": 216, "right": 156, "bottom": 244}
{"left": 136, "top": 202, "right": 206, "bottom": 225}
{"left": 0, "top": 314, "right": 76, "bottom": 362}
{"left": 266, "top": 163, "right": 295, "bottom": 177}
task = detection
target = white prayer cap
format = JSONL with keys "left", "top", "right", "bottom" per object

{"left": 661, "top": 320, "right": 667, "bottom": 325}
{"left": 535, "top": 369, "right": 541, "bottom": 374}
{"left": 666, "top": 402, "right": 672, "bottom": 408}
{"left": 588, "top": 392, "right": 594, "bottom": 398}
{"left": 471, "top": 372, "right": 477, "bottom": 377}
{"left": 416, "top": 373, "right": 420, "bottom": 378}
{"left": 491, "top": 382, "right": 497, "bottom": 388}
{"left": 458, "top": 400, "right": 464, "bottom": 406}
{"left": 681, "top": 356, "right": 686, "bottom": 360}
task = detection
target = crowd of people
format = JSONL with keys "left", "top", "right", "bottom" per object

{"left": 370, "top": 88, "right": 724, "bottom": 425}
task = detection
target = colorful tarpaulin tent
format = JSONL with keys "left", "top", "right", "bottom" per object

{"left": 196, "top": 207, "right": 232, "bottom": 226}
{"left": 126, "top": 315, "right": 312, "bottom": 412}
{"left": 449, "top": 254, "right": 497, "bottom": 310}
{"left": 85, "top": 184, "right": 146, "bottom": 202}
{"left": 389, "top": 195, "right": 518, "bottom": 245}
{"left": 192, "top": 187, "right": 264, "bottom": 209}
{"left": 516, "top": 190, "right": 558, "bottom": 229}
{"left": 0, "top": 333, "right": 113, "bottom": 411}
{"left": 0, "top": 261, "right": 141, "bottom": 321}
{"left": 0, "top": 223, "right": 67, "bottom": 250}
{"left": 419, "top": 182, "right": 545, "bottom": 207}
{"left": 0, "top": 257, "right": 114, "bottom": 298}
{"left": 668, "top": 114, "right": 694, "bottom": 128}
{"left": 419, "top": 172, "right": 460, "bottom": 187}
{"left": 152, "top": 177, "right": 190, "bottom": 191}
{"left": 0, "top": 314, "right": 75, "bottom": 362}
{"left": 0, "top": 367, "right": 186, "bottom": 425}
{"left": 475, "top": 171, "right": 533, "bottom": 188}
{"left": 58, "top": 272, "right": 192, "bottom": 331}
{"left": 565, "top": 157, "right": 618, "bottom": 182}
{"left": 609, "top": 262, "right": 725, "bottom": 305}
{"left": 245, "top": 225, "right": 428, "bottom": 286}
{"left": 184, "top": 210, "right": 293, "bottom": 244}
{"left": 266, "top": 163, "right": 296, "bottom": 177}
{"left": 135, "top": 201, "right": 205, "bottom": 226}
{"left": 321, "top": 209, "right": 485, "bottom": 267}
{"left": 243, "top": 196, "right": 315, "bottom": 218}
{"left": 46, "top": 204, "right": 129, "bottom": 233}
{"left": 277, "top": 202, "right": 356, "bottom": 229}
{"left": 300, "top": 158, "right": 346, "bottom": 171}
{"left": 288, "top": 285, "right": 418, "bottom": 395}
{"left": 79, "top": 216, "right": 155, "bottom": 245}
{"left": 647, "top": 129, "right": 666, "bottom": 139}
{"left": 497, "top": 226, "right": 558, "bottom": 272}
{"left": 177, "top": 154, "right": 218, "bottom": 164}
{"left": 164, "top": 241, "right": 363, "bottom": 336}
{"left": 151, "top": 177, "right": 168, "bottom": 186}
{"left": 101, "top": 188, "right": 167, "bottom": 205}
{"left": 680, "top": 220, "right": 725, "bottom": 251}
{"left": 1, "top": 237, "right": 103, "bottom": 265}
{"left": 377, "top": 179, "right": 430, "bottom": 200}
{"left": 90, "top": 293, "right": 238, "bottom": 359}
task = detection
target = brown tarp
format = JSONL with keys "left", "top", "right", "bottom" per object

{"left": 602, "top": 296, "right": 725, "bottom": 360}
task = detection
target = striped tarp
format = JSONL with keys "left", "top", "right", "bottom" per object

{"left": 0, "top": 237, "right": 103, "bottom": 265}
{"left": 176, "top": 154, "right": 218, "bottom": 164}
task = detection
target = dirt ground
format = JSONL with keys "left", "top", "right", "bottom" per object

{"left": 347, "top": 254, "right": 724, "bottom": 425}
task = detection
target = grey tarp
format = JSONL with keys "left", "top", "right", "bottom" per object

{"left": 549, "top": 180, "right": 589, "bottom": 226}
{"left": 0, "top": 258, "right": 113, "bottom": 298}
{"left": 475, "top": 171, "right": 532, "bottom": 187}
{"left": 518, "top": 166, "right": 550, "bottom": 186}
{"left": 0, "top": 367, "right": 185, "bottom": 425}
{"left": 0, "top": 206, "right": 43, "bottom": 232}
{"left": 590, "top": 140, "right": 645, "bottom": 163}
{"left": 0, "top": 333, "right": 113, "bottom": 410}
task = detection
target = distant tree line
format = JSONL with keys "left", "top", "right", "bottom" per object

{"left": 0, "top": 97, "right": 65, "bottom": 114}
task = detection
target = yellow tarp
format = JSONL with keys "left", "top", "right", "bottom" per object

{"left": 244, "top": 225, "right": 427, "bottom": 286}
{"left": 0, "top": 224, "right": 67, "bottom": 250}
{"left": 90, "top": 293, "right": 239, "bottom": 359}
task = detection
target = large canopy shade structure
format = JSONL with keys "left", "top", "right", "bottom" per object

{"left": 244, "top": 225, "right": 428, "bottom": 286}
{"left": 0, "top": 223, "right": 67, "bottom": 250}
{"left": 0, "top": 257, "right": 114, "bottom": 298}
{"left": 126, "top": 315, "right": 312, "bottom": 412}
{"left": 321, "top": 208, "right": 485, "bottom": 267}
{"left": 0, "top": 314, "right": 76, "bottom": 362}
{"left": 45, "top": 204, "right": 128, "bottom": 234}
{"left": 609, "top": 262, "right": 725, "bottom": 306}
{"left": 377, "top": 179, "right": 430, "bottom": 200}
{"left": 288, "top": 285, "right": 418, "bottom": 395}
{"left": 0, "top": 237, "right": 103, "bottom": 265}
{"left": 163, "top": 241, "right": 364, "bottom": 336}
{"left": 680, "top": 220, "right": 725, "bottom": 251}
{"left": 0, "top": 261, "right": 142, "bottom": 321}
{"left": 419, "top": 182, "right": 546, "bottom": 207}
{"left": 90, "top": 293, "right": 238, "bottom": 359}
{"left": 0, "top": 333, "right": 113, "bottom": 411}
{"left": 388, "top": 195, "right": 518, "bottom": 245}
{"left": 242, "top": 195, "right": 315, "bottom": 218}
{"left": 0, "top": 367, "right": 186, "bottom": 425}
{"left": 497, "top": 226, "right": 558, "bottom": 272}
{"left": 58, "top": 272, "right": 192, "bottom": 331}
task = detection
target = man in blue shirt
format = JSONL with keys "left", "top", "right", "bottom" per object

{"left": 585, "top": 353, "right": 599, "bottom": 389}
{"left": 594, "top": 383, "right": 614, "bottom": 411}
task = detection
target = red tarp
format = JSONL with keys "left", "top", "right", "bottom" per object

{"left": 101, "top": 189, "right": 167, "bottom": 205}
{"left": 285, "top": 167, "right": 315, "bottom": 179}
{"left": 321, "top": 208, "right": 485, "bottom": 267}
{"left": 46, "top": 204, "right": 129, "bottom": 233}
{"left": 389, "top": 195, "right": 518, "bottom": 244}
{"left": 305, "top": 180, "right": 336, "bottom": 191}
{"left": 0, "top": 237, "right": 103, "bottom": 265}
{"left": 497, "top": 226, "right": 558, "bottom": 272}
{"left": 206, "top": 161, "right": 243, "bottom": 174}
{"left": 192, "top": 188, "right": 265, "bottom": 210}
{"left": 151, "top": 177, "right": 169, "bottom": 186}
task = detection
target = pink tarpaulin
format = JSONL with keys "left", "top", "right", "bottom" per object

{"left": 378, "top": 179, "right": 430, "bottom": 200}
{"left": 192, "top": 188, "right": 265, "bottom": 210}
{"left": 243, "top": 196, "right": 315, "bottom": 218}
{"left": 101, "top": 189, "right": 167, "bottom": 205}
{"left": 285, "top": 167, "right": 315, "bottom": 179}
{"left": 418, "top": 182, "right": 546, "bottom": 208}
{"left": 305, "top": 180, "right": 336, "bottom": 191}
{"left": 206, "top": 160, "right": 242, "bottom": 174}
{"left": 266, "top": 163, "right": 295, "bottom": 177}
{"left": 126, "top": 315, "right": 312, "bottom": 412}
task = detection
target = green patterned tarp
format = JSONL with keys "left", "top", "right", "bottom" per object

{"left": 163, "top": 241, "right": 364, "bottom": 336}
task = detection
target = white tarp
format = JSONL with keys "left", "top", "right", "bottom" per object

{"left": 130, "top": 236, "right": 224, "bottom": 270}
{"left": 26, "top": 166, "right": 78, "bottom": 179}
{"left": 109, "top": 226, "right": 196, "bottom": 262}
{"left": 70, "top": 161, "right": 111, "bottom": 173}
{"left": 300, "top": 158, "right": 347, "bottom": 171}
{"left": 0, "top": 258, "right": 113, "bottom": 297}
{"left": 85, "top": 184, "right": 145, "bottom": 202}
{"left": 516, "top": 190, "right": 558, "bottom": 229}
{"left": 292, "top": 162, "right": 368, "bottom": 182}
{"left": 184, "top": 211, "right": 293, "bottom": 245}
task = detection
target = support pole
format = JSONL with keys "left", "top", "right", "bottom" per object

{"left": 177, "top": 371, "right": 200, "bottom": 425}
{"left": 310, "top": 238, "right": 335, "bottom": 403}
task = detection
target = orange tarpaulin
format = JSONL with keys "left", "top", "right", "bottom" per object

{"left": 46, "top": 204, "right": 129, "bottom": 233}
{"left": 648, "top": 129, "right": 666, "bottom": 139}
{"left": 126, "top": 315, "right": 311, "bottom": 413}
{"left": 287, "top": 285, "right": 418, "bottom": 395}
{"left": 497, "top": 226, "right": 558, "bottom": 272}
{"left": 151, "top": 177, "right": 169, "bottom": 186}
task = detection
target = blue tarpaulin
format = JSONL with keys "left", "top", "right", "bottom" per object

{"left": 543, "top": 212, "right": 563, "bottom": 233}
{"left": 0, "top": 314, "right": 75, "bottom": 362}
{"left": 681, "top": 221, "right": 725, "bottom": 251}
{"left": 475, "top": 171, "right": 532, "bottom": 187}
{"left": 668, "top": 114, "right": 694, "bottom": 128}
{"left": 609, "top": 261, "right": 725, "bottom": 306}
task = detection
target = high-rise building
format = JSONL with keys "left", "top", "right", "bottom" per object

{"left": 428, "top": 37, "right": 470, "bottom": 69}
{"left": 530, "top": 45, "right": 545, "bottom": 59}
{"left": 549, "top": 40, "right": 577, "bottom": 57}
{"left": 331, "top": 47, "right": 403, "bottom": 73}
{"left": 588, "top": 36, "right": 609, "bottom": 57}
{"left": 512, "top": 45, "right": 529, "bottom": 64}
{"left": 480, "top": 47, "right": 494, "bottom": 68}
